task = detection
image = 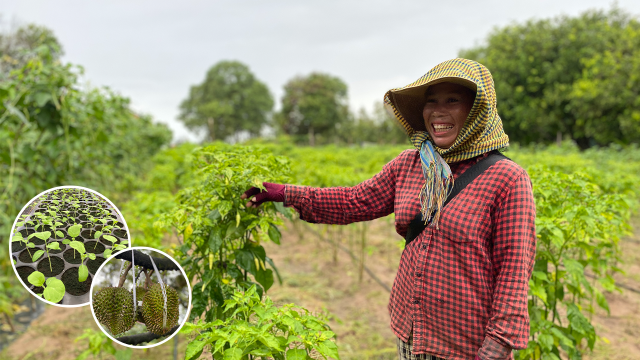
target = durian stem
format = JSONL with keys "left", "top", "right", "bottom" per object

{"left": 118, "top": 261, "right": 132, "bottom": 288}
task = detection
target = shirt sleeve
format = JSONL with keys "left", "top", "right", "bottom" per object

{"left": 478, "top": 168, "right": 536, "bottom": 360}
{"left": 283, "top": 153, "right": 400, "bottom": 225}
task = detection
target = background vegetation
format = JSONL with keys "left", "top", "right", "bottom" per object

{"left": 1, "top": 5, "right": 640, "bottom": 360}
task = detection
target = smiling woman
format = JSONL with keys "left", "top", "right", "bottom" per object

{"left": 242, "top": 58, "right": 536, "bottom": 360}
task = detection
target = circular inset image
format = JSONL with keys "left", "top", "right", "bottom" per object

{"left": 90, "top": 247, "right": 191, "bottom": 348}
{"left": 9, "top": 186, "right": 131, "bottom": 306}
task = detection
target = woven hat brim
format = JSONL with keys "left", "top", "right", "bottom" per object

{"left": 389, "top": 77, "right": 477, "bottom": 133}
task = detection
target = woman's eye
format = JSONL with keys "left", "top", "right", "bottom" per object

{"left": 447, "top": 98, "right": 459, "bottom": 103}
{"left": 425, "top": 98, "right": 437, "bottom": 104}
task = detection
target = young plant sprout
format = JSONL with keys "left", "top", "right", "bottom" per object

{"left": 102, "top": 235, "right": 127, "bottom": 258}
{"left": 68, "top": 240, "right": 95, "bottom": 282}
{"left": 27, "top": 271, "right": 65, "bottom": 303}
{"left": 12, "top": 232, "right": 35, "bottom": 257}
{"left": 28, "top": 231, "right": 58, "bottom": 272}
{"left": 66, "top": 224, "right": 82, "bottom": 258}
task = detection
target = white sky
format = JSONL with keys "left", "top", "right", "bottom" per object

{"left": 2, "top": 0, "right": 638, "bottom": 142}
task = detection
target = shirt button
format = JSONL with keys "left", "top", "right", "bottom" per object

{"left": 421, "top": 244, "right": 427, "bottom": 250}
{"left": 413, "top": 298, "right": 420, "bottom": 304}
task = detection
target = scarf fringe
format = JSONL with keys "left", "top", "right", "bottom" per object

{"left": 418, "top": 140, "right": 454, "bottom": 229}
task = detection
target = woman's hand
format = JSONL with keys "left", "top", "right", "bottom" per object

{"left": 241, "top": 182, "right": 285, "bottom": 208}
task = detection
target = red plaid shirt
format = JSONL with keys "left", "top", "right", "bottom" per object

{"left": 284, "top": 149, "right": 536, "bottom": 360}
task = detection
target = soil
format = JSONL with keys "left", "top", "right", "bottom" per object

{"left": 47, "top": 241, "right": 66, "bottom": 254}
{"left": 11, "top": 241, "right": 26, "bottom": 253}
{"left": 62, "top": 249, "right": 82, "bottom": 264}
{"left": 61, "top": 267, "right": 92, "bottom": 296}
{"left": 79, "top": 221, "right": 93, "bottom": 229}
{"left": 15, "top": 266, "right": 35, "bottom": 286}
{"left": 18, "top": 248, "right": 40, "bottom": 263}
{"left": 109, "top": 221, "right": 125, "bottom": 228}
{"left": 87, "top": 257, "right": 106, "bottom": 275}
{"left": 36, "top": 256, "right": 65, "bottom": 277}
{"left": 78, "top": 214, "right": 89, "bottom": 221}
{"left": 98, "top": 234, "right": 122, "bottom": 246}
{"left": 84, "top": 241, "right": 105, "bottom": 254}
{"left": 31, "top": 286, "right": 44, "bottom": 295}
{"left": 112, "top": 229, "right": 128, "bottom": 239}
{"left": 17, "top": 228, "right": 34, "bottom": 238}
{"left": 80, "top": 229, "right": 98, "bottom": 240}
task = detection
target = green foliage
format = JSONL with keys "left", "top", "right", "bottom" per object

{"left": 179, "top": 60, "right": 274, "bottom": 142}
{"left": 277, "top": 72, "right": 349, "bottom": 146}
{"left": 0, "top": 23, "right": 63, "bottom": 75}
{"left": 460, "top": 6, "right": 640, "bottom": 147}
{"left": 74, "top": 328, "right": 132, "bottom": 360}
{"left": 156, "top": 144, "right": 338, "bottom": 357}
{"left": 340, "top": 102, "right": 409, "bottom": 146}
{"left": 181, "top": 285, "right": 339, "bottom": 360}
{"left": 27, "top": 271, "right": 65, "bottom": 303}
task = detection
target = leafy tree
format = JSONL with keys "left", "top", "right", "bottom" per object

{"left": 278, "top": 72, "right": 349, "bottom": 146}
{"left": 179, "top": 60, "right": 273, "bottom": 142}
{"left": 0, "top": 23, "right": 63, "bottom": 75}
{"left": 339, "top": 102, "right": 409, "bottom": 145}
{"left": 460, "top": 6, "right": 640, "bottom": 148}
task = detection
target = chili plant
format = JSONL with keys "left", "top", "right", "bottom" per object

{"left": 516, "top": 167, "right": 631, "bottom": 360}
{"left": 11, "top": 232, "right": 35, "bottom": 257}
{"left": 65, "top": 224, "right": 83, "bottom": 258}
{"left": 102, "top": 235, "right": 127, "bottom": 258}
{"left": 27, "top": 271, "right": 65, "bottom": 303}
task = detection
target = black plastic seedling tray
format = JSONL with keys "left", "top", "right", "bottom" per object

{"left": 11, "top": 188, "right": 130, "bottom": 305}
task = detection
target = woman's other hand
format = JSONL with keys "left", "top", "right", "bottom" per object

{"left": 241, "top": 182, "right": 285, "bottom": 208}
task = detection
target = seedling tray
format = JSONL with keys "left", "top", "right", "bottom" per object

{"left": 11, "top": 188, "right": 130, "bottom": 305}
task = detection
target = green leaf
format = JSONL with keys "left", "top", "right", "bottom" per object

{"left": 223, "top": 348, "right": 243, "bottom": 360}
{"left": 185, "top": 339, "right": 206, "bottom": 360}
{"left": 285, "top": 349, "right": 308, "bottom": 360}
{"left": 55, "top": 230, "right": 64, "bottom": 238}
{"left": 34, "top": 231, "right": 51, "bottom": 241}
{"left": 94, "top": 231, "right": 103, "bottom": 239}
{"left": 88, "top": 253, "right": 96, "bottom": 260}
{"left": 27, "top": 242, "right": 35, "bottom": 248}
{"left": 70, "top": 240, "right": 85, "bottom": 254}
{"left": 32, "top": 250, "right": 45, "bottom": 262}
{"left": 43, "top": 277, "right": 65, "bottom": 303}
{"left": 539, "top": 333, "right": 554, "bottom": 351}
{"left": 267, "top": 225, "right": 281, "bottom": 245}
{"left": 27, "top": 271, "right": 45, "bottom": 287}
{"left": 47, "top": 242, "right": 60, "bottom": 250}
{"left": 255, "top": 269, "right": 274, "bottom": 292}
{"left": 317, "top": 340, "right": 340, "bottom": 360}
{"left": 103, "top": 235, "right": 117, "bottom": 243}
{"left": 209, "top": 228, "right": 223, "bottom": 252}
{"left": 62, "top": 239, "right": 70, "bottom": 245}
{"left": 12, "top": 233, "right": 24, "bottom": 242}
{"left": 103, "top": 249, "right": 113, "bottom": 258}
{"left": 68, "top": 224, "right": 82, "bottom": 238}
{"left": 78, "top": 265, "right": 89, "bottom": 282}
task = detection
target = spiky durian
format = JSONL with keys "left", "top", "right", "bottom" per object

{"left": 142, "top": 283, "right": 179, "bottom": 335}
{"left": 92, "top": 287, "right": 136, "bottom": 336}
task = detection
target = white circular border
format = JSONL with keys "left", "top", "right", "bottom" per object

{"left": 89, "top": 246, "right": 192, "bottom": 349}
{"left": 9, "top": 185, "right": 132, "bottom": 307}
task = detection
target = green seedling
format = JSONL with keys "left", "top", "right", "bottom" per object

{"left": 65, "top": 223, "right": 83, "bottom": 259}
{"left": 12, "top": 232, "right": 35, "bottom": 257}
{"left": 69, "top": 240, "right": 95, "bottom": 282}
{"left": 28, "top": 231, "right": 57, "bottom": 272}
{"left": 15, "top": 214, "right": 34, "bottom": 228}
{"left": 27, "top": 271, "right": 65, "bottom": 303}
{"left": 102, "top": 235, "right": 127, "bottom": 258}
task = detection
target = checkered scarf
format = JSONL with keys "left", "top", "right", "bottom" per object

{"left": 384, "top": 58, "right": 509, "bottom": 227}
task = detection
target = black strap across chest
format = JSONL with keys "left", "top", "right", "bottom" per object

{"left": 404, "top": 150, "right": 509, "bottom": 246}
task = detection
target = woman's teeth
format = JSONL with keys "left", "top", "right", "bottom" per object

{"left": 433, "top": 124, "right": 454, "bottom": 131}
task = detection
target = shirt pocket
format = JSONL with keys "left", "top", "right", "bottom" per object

{"left": 436, "top": 199, "right": 489, "bottom": 244}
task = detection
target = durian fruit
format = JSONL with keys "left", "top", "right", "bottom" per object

{"left": 142, "top": 283, "right": 179, "bottom": 335}
{"left": 92, "top": 287, "right": 136, "bottom": 336}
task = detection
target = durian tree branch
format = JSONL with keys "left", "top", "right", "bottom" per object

{"left": 115, "top": 249, "right": 180, "bottom": 271}
{"left": 115, "top": 324, "right": 180, "bottom": 346}
{"left": 118, "top": 261, "right": 132, "bottom": 288}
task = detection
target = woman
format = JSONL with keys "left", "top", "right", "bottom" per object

{"left": 242, "top": 58, "right": 536, "bottom": 360}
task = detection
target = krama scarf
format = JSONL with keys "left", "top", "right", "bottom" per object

{"left": 383, "top": 58, "right": 509, "bottom": 228}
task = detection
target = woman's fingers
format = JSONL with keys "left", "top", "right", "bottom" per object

{"left": 241, "top": 186, "right": 261, "bottom": 200}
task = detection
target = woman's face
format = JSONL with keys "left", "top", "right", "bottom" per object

{"left": 422, "top": 82, "right": 476, "bottom": 149}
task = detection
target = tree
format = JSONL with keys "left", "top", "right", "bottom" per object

{"left": 0, "top": 23, "right": 63, "bottom": 75}
{"left": 339, "top": 102, "right": 408, "bottom": 145}
{"left": 179, "top": 60, "right": 273, "bottom": 142}
{"left": 278, "top": 72, "right": 349, "bottom": 146}
{"left": 460, "top": 6, "right": 640, "bottom": 148}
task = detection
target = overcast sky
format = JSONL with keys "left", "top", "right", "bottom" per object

{"left": 2, "top": 0, "right": 638, "bottom": 142}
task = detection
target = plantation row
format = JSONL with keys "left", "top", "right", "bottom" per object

{"left": 116, "top": 141, "right": 639, "bottom": 359}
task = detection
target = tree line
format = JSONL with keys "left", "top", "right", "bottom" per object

{"left": 182, "top": 6, "right": 640, "bottom": 148}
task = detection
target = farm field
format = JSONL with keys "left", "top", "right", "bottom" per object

{"left": 2, "top": 214, "right": 639, "bottom": 360}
